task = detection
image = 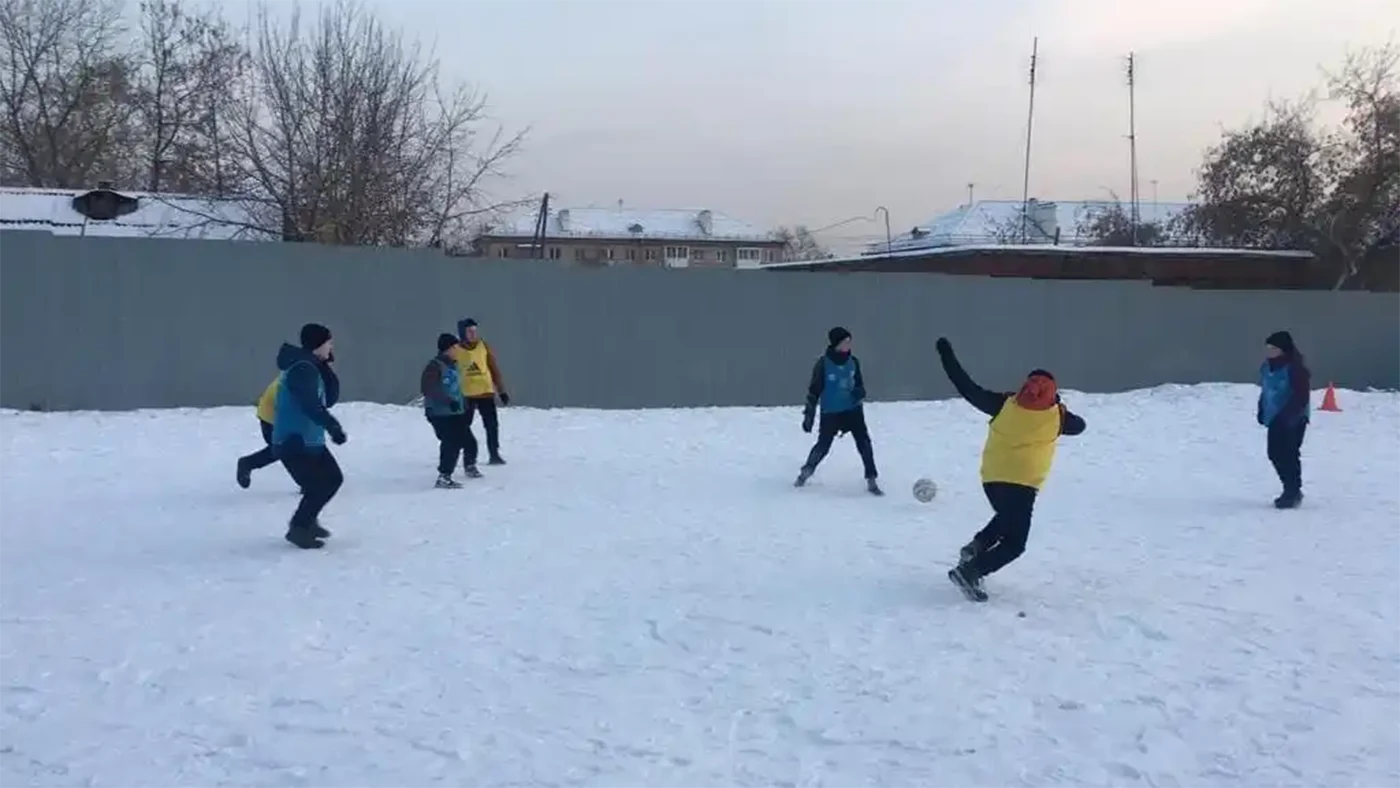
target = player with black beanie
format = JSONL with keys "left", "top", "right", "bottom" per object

{"left": 794, "top": 326, "right": 882, "bottom": 495}
{"left": 421, "top": 332, "right": 482, "bottom": 488}
{"left": 1258, "top": 330, "right": 1311, "bottom": 508}
{"left": 270, "top": 323, "right": 347, "bottom": 549}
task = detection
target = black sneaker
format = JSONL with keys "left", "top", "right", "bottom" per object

{"left": 463, "top": 465, "right": 483, "bottom": 479}
{"left": 309, "top": 521, "right": 331, "bottom": 539}
{"left": 435, "top": 474, "right": 463, "bottom": 489}
{"left": 948, "top": 564, "right": 988, "bottom": 602}
{"left": 236, "top": 458, "right": 252, "bottom": 489}
{"left": 285, "top": 527, "right": 324, "bottom": 549}
{"left": 794, "top": 467, "right": 814, "bottom": 487}
{"left": 488, "top": 455, "right": 506, "bottom": 466}
{"left": 1274, "top": 490, "right": 1304, "bottom": 509}
{"left": 866, "top": 478, "right": 884, "bottom": 496}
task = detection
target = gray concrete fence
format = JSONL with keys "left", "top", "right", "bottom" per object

{"left": 1, "top": 231, "right": 1396, "bottom": 412}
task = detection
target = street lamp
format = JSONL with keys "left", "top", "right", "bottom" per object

{"left": 874, "top": 206, "right": 892, "bottom": 256}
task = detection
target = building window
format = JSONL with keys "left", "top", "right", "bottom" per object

{"left": 664, "top": 246, "right": 688, "bottom": 260}
{"left": 548, "top": 247, "right": 562, "bottom": 260}
{"left": 762, "top": 249, "right": 775, "bottom": 262}
{"left": 496, "top": 247, "right": 510, "bottom": 259}
{"left": 715, "top": 249, "right": 729, "bottom": 263}
{"left": 626, "top": 248, "right": 637, "bottom": 261}
{"left": 645, "top": 248, "right": 657, "bottom": 261}
{"left": 690, "top": 248, "right": 706, "bottom": 261}
{"left": 574, "top": 248, "right": 585, "bottom": 261}
{"left": 737, "top": 248, "right": 762, "bottom": 262}
{"left": 605, "top": 248, "right": 615, "bottom": 260}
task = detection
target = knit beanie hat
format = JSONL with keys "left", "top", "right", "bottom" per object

{"left": 300, "top": 323, "right": 332, "bottom": 352}
{"left": 828, "top": 326, "right": 851, "bottom": 347}
{"left": 1265, "top": 331, "right": 1296, "bottom": 355}
{"left": 437, "top": 333, "right": 459, "bottom": 353}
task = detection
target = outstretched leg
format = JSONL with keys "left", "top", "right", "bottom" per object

{"left": 236, "top": 420, "right": 280, "bottom": 489}
{"left": 795, "top": 416, "right": 840, "bottom": 486}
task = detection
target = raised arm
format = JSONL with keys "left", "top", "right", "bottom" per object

{"left": 318, "top": 360, "right": 340, "bottom": 408}
{"left": 935, "top": 338, "right": 1009, "bottom": 417}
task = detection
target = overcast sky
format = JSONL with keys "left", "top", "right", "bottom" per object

{"left": 303, "top": 0, "right": 1394, "bottom": 246}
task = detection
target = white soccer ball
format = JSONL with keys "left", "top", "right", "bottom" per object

{"left": 912, "top": 477, "right": 939, "bottom": 503}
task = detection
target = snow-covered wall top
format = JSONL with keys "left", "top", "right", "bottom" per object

{"left": 0, "top": 186, "right": 272, "bottom": 241}
{"left": 483, "top": 206, "right": 778, "bottom": 244}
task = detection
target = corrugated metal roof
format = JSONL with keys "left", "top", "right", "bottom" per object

{"left": 0, "top": 186, "right": 275, "bottom": 241}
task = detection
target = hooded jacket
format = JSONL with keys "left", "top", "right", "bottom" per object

{"left": 270, "top": 343, "right": 341, "bottom": 450}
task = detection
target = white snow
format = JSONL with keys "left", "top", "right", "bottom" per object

{"left": 2, "top": 384, "right": 1397, "bottom": 786}
{"left": 0, "top": 186, "right": 271, "bottom": 241}
{"left": 874, "top": 198, "right": 1195, "bottom": 254}
{"left": 486, "top": 206, "right": 776, "bottom": 243}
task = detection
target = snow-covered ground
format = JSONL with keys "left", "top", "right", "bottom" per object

{"left": 2, "top": 384, "right": 1398, "bottom": 787}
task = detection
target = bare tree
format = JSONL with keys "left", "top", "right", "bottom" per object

{"left": 1076, "top": 198, "right": 1172, "bottom": 247}
{"left": 775, "top": 225, "right": 832, "bottom": 261}
{"left": 222, "top": 0, "right": 526, "bottom": 245}
{"left": 1320, "top": 41, "right": 1400, "bottom": 287}
{"left": 0, "top": 0, "right": 138, "bottom": 187}
{"left": 1179, "top": 42, "right": 1399, "bottom": 288}
{"left": 130, "top": 0, "right": 245, "bottom": 193}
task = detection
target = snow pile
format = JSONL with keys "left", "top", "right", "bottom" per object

{"left": 2, "top": 384, "right": 1397, "bottom": 786}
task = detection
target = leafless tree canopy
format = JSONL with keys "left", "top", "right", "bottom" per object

{"left": 0, "top": 0, "right": 526, "bottom": 246}
{"left": 1177, "top": 42, "right": 1399, "bottom": 288}
{"left": 774, "top": 225, "right": 832, "bottom": 261}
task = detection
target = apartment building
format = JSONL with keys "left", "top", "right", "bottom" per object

{"left": 472, "top": 205, "right": 786, "bottom": 268}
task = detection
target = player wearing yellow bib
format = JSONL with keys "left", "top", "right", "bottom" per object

{"left": 936, "top": 337, "right": 1086, "bottom": 602}
{"left": 235, "top": 349, "right": 340, "bottom": 494}
{"left": 448, "top": 318, "right": 511, "bottom": 465}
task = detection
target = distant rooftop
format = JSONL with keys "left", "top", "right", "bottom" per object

{"left": 481, "top": 205, "right": 779, "bottom": 244}
{"left": 0, "top": 186, "right": 273, "bottom": 241}
{"left": 871, "top": 198, "right": 1194, "bottom": 254}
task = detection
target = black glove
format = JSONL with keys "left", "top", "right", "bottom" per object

{"left": 327, "top": 420, "right": 347, "bottom": 445}
{"left": 499, "top": 392, "right": 511, "bottom": 406}
{"left": 935, "top": 337, "right": 952, "bottom": 356}
{"left": 801, "top": 411, "right": 814, "bottom": 433}
{"left": 449, "top": 401, "right": 463, "bottom": 414}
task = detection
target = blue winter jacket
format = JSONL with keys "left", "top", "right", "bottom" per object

{"left": 804, "top": 349, "right": 866, "bottom": 417}
{"left": 421, "top": 354, "right": 465, "bottom": 418}
{"left": 1258, "top": 357, "right": 1310, "bottom": 427}
{"left": 271, "top": 343, "right": 341, "bottom": 451}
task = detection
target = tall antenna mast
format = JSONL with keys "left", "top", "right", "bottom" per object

{"left": 1019, "top": 37, "right": 1039, "bottom": 244}
{"left": 1126, "top": 52, "right": 1140, "bottom": 246}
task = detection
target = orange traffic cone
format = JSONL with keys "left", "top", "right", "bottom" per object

{"left": 1319, "top": 383, "right": 1342, "bottom": 412}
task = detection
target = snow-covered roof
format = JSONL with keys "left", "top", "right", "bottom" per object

{"left": 0, "top": 186, "right": 274, "bottom": 241}
{"left": 763, "top": 242, "right": 1312, "bottom": 270}
{"left": 480, "top": 205, "right": 779, "bottom": 244}
{"left": 871, "top": 199, "right": 1194, "bottom": 254}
